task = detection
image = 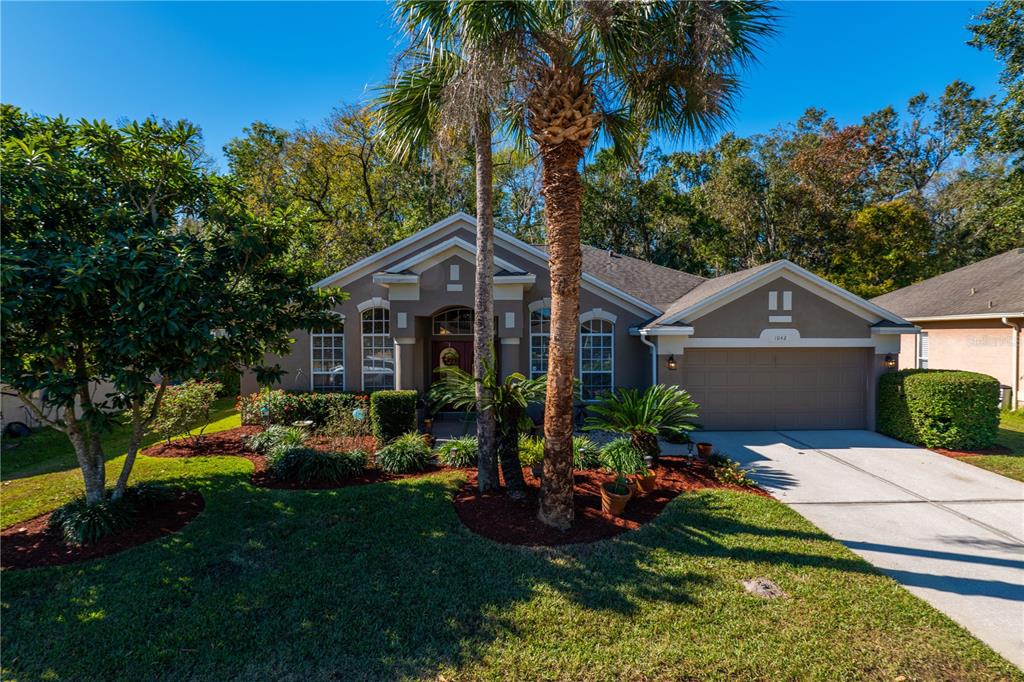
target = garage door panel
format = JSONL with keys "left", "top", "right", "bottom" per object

{"left": 678, "top": 348, "right": 868, "bottom": 430}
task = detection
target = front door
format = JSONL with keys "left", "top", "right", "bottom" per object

{"left": 431, "top": 339, "right": 474, "bottom": 377}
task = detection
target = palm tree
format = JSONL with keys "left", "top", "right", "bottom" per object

{"left": 385, "top": 1, "right": 777, "bottom": 529}
{"left": 585, "top": 384, "right": 700, "bottom": 459}
{"left": 378, "top": 2, "right": 533, "bottom": 492}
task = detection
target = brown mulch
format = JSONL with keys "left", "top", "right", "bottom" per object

{"left": 932, "top": 444, "right": 1013, "bottom": 459}
{"left": 453, "top": 456, "right": 769, "bottom": 547}
{"left": 142, "top": 425, "right": 432, "bottom": 490}
{"left": 1, "top": 489, "right": 204, "bottom": 571}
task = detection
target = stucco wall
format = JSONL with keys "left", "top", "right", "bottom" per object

{"left": 896, "top": 316, "right": 1023, "bottom": 407}
{"left": 691, "top": 275, "right": 870, "bottom": 339}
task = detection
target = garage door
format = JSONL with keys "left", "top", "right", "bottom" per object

{"left": 677, "top": 348, "right": 869, "bottom": 430}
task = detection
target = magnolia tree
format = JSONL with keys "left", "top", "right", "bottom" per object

{"left": 0, "top": 105, "right": 342, "bottom": 506}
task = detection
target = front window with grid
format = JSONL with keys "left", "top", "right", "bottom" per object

{"left": 433, "top": 307, "right": 474, "bottom": 336}
{"left": 529, "top": 307, "right": 550, "bottom": 378}
{"left": 361, "top": 308, "right": 394, "bottom": 390}
{"left": 580, "top": 318, "right": 614, "bottom": 400}
{"left": 311, "top": 326, "right": 345, "bottom": 391}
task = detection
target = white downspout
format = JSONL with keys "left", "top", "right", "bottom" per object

{"left": 639, "top": 330, "right": 658, "bottom": 386}
{"left": 1001, "top": 317, "right": 1020, "bottom": 409}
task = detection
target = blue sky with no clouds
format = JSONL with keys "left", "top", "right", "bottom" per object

{"left": 1, "top": 1, "right": 1002, "bottom": 168}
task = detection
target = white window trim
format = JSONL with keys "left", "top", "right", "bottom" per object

{"left": 361, "top": 307, "right": 394, "bottom": 391}
{"left": 529, "top": 305, "right": 550, "bottom": 379}
{"left": 310, "top": 327, "right": 345, "bottom": 392}
{"left": 579, "top": 318, "right": 615, "bottom": 401}
{"left": 356, "top": 297, "right": 390, "bottom": 313}
{"left": 917, "top": 332, "right": 929, "bottom": 369}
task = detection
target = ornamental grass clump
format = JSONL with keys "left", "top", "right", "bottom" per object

{"left": 436, "top": 436, "right": 478, "bottom": 468}
{"left": 245, "top": 425, "right": 306, "bottom": 456}
{"left": 375, "top": 432, "right": 432, "bottom": 473}
{"left": 267, "top": 446, "right": 367, "bottom": 485}
{"left": 572, "top": 435, "right": 601, "bottom": 470}
{"left": 48, "top": 484, "right": 177, "bottom": 546}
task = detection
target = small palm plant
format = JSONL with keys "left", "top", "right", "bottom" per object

{"left": 429, "top": 358, "right": 546, "bottom": 496}
{"left": 585, "top": 384, "right": 700, "bottom": 459}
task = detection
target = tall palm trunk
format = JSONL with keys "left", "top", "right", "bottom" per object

{"left": 473, "top": 112, "right": 499, "bottom": 492}
{"left": 537, "top": 141, "right": 584, "bottom": 530}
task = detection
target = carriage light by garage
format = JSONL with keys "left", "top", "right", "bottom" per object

{"left": 883, "top": 354, "right": 897, "bottom": 369}
{"left": 666, "top": 355, "right": 677, "bottom": 370}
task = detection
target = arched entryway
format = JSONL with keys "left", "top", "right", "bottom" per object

{"left": 430, "top": 307, "right": 475, "bottom": 377}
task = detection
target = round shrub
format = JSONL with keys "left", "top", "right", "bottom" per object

{"left": 877, "top": 369, "right": 1000, "bottom": 450}
{"left": 370, "top": 390, "right": 418, "bottom": 443}
{"left": 436, "top": 436, "right": 478, "bottom": 467}
{"left": 268, "top": 446, "right": 367, "bottom": 484}
{"left": 572, "top": 435, "right": 602, "bottom": 470}
{"left": 375, "top": 432, "right": 432, "bottom": 473}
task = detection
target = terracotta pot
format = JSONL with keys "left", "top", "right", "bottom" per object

{"left": 634, "top": 471, "right": 657, "bottom": 494}
{"left": 697, "top": 442, "right": 713, "bottom": 459}
{"left": 601, "top": 481, "right": 633, "bottom": 516}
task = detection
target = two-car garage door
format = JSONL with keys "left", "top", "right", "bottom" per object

{"left": 677, "top": 348, "right": 869, "bottom": 430}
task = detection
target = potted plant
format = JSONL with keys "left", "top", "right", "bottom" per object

{"left": 585, "top": 384, "right": 700, "bottom": 461}
{"left": 600, "top": 438, "right": 643, "bottom": 516}
{"left": 697, "top": 442, "right": 714, "bottom": 459}
{"left": 634, "top": 454, "right": 657, "bottom": 494}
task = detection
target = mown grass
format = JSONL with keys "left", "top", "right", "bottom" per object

{"left": 1, "top": 410, "right": 1020, "bottom": 680}
{"left": 959, "top": 410, "right": 1024, "bottom": 482}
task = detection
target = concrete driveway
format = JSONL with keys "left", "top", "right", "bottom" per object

{"left": 698, "top": 430, "right": 1024, "bottom": 668}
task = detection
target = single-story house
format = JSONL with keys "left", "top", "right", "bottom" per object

{"left": 243, "top": 212, "right": 916, "bottom": 430}
{"left": 871, "top": 248, "right": 1023, "bottom": 410}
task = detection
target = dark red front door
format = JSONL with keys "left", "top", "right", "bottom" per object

{"left": 431, "top": 340, "right": 474, "bottom": 377}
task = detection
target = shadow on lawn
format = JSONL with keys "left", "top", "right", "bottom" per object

{"left": 1, "top": 471, "right": 891, "bottom": 681}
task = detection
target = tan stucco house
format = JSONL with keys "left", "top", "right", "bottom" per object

{"left": 243, "top": 212, "right": 916, "bottom": 430}
{"left": 872, "top": 248, "right": 1024, "bottom": 410}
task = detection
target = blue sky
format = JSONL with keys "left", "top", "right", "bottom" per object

{"left": 2, "top": 1, "right": 1001, "bottom": 169}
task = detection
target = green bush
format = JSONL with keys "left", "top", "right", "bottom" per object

{"left": 239, "top": 389, "right": 368, "bottom": 428}
{"left": 518, "top": 434, "right": 545, "bottom": 467}
{"left": 267, "top": 446, "right": 367, "bottom": 484}
{"left": 47, "top": 484, "right": 177, "bottom": 546}
{"left": 370, "top": 390, "right": 418, "bottom": 443}
{"left": 375, "top": 432, "right": 432, "bottom": 473}
{"left": 572, "top": 435, "right": 602, "bottom": 469}
{"left": 877, "top": 369, "right": 1000, "bottom": 450}
{"left": 436, "top": 436, "right": 478, "bottom": 467}
{"left": 585, "top": 384, "right": 699, "bottom": 457}
{"left": 146, "top": 380, "right": 222, "bottom": 445}
{"left": 245, "top": 425, "right": 306, "bottom": 455}
{"left": 707, "top": 451, "right": 754, "bottom": 487}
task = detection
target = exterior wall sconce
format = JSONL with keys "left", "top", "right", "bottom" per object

{"left": 883, "top": 354, "right": 897, "bottom": 370}
{"left": 666, "top": 355, "right": 677, "bottom": 370}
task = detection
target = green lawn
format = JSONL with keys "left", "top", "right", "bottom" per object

{"left": 958, "top": 410, "right": 1024, "bottom": 482}
{"left": 1, "top": 411, "right": 1020, "bottom": 680}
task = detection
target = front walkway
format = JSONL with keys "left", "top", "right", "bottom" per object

{"left": 700, "top": 429, "right": 1024, "bottom": 668}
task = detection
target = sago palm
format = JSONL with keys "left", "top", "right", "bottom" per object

{"left": 385, "top": 1, "right": 777, "bottom": 529}
{"left": 585, "top": 384, "right": 700, "bottom": 459}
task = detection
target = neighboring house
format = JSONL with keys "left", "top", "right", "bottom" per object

{"left": 872, "top": 248, "right": 1024, "bottom": 410}
{"left": 244, "top": 212, "right": 915, "bottom": 430}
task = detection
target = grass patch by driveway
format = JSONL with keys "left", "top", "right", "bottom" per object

{"left": 957, "top": 410, "right": 1024, "bottom": 482}
{"left": 2, "top": 417, "right": 1019, "bottom": 680}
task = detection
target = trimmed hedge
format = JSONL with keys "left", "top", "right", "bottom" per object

{"left": 877, "top": 369, "right": 1000, "bottom": 450}
{"left": 370, "top": 390, "right": 418, "bottom": 443}
{"left": 239, "top": 389, "right": 368, "bottom": 428}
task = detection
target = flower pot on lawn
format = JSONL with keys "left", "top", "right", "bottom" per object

{"left": 601, "top": 481, "right": 633, "bottom": 516}
{"left": 697, "top": 442, "right": 713, "bottom": 459}
{"left": 634, "top": 470, "right": 657, "bottom": 494}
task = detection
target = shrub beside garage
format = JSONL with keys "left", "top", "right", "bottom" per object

{"left": 877, "top": 369, "right": 1000, "bottom": 450}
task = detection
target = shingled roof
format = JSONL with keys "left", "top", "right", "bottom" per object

{"left": 577, "top": 246, "right": 706, "bottom": 309}
{"left": 871, "top": 249, "right": 1024, "bottom": 318}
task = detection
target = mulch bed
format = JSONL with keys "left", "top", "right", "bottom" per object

{"left": 142, "top": 425, "right": 433, "bottom": 490}
{"left": 932, "top": 444, "right": 1013, "bottom": 459}
{"left": 454, "top": 456, "right": 769, "bottom": 547}
{"left": 1, "top": 489, "right": 204, "bottom": 571}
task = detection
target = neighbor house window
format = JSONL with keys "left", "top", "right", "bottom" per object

{"left": 529, "top": 307, "right": 550, "bottom": 378}
{"left": 917, "top": 332, "right": 929, "bottom": 369}
{"left": 311, "top": 326, "right": 345, "bottom": 391}
{"left": 433, "top": 307, "right": 474, "bottom": 336}
{"left": 361, "top": 308, "right": 394, "bottom": 390}
{"left": 580, "top": 318, "right": 614, "bottom": 400}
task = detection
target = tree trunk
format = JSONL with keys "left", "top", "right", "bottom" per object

{"left": 631, "top": 430, "right": 660, "bottom": 460}
{"left": 113, "top": 381, "right": 169, "bottom": 500}
{"left": 496, "top": 418, "right": 526, "bottom": 499}
{"left": 67, "top": 416, "right": 106, "bottom": 506}
{"left": 537, "top": 141, "right": 585, "bottom": 530}
{"left": 473, "top": 112, "right": 500, "bottom": 493}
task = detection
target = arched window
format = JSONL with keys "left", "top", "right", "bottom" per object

{"left": 580, "top": 317, "right": 614, "bottom": 400}
{"left": 529, "top": 306, "right": 550, "bottom": 378}
{"left": 311, "top": 323, "right": 345, "bottom": 392}
{"left": 361, "top": 308, "right": 394, "bottom": 391}
{"left": 433, "top": 307, "right": 474, "bottom": 336}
